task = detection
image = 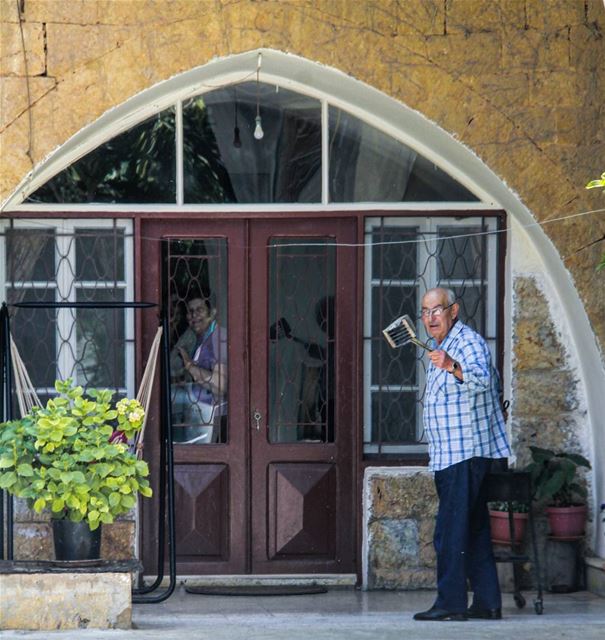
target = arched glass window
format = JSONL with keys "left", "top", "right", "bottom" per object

{"left": 29, "top": 109, "right": 177, "bottom": 204}
{"left": 26, "top": 83, "right": 478, "bottom": 205}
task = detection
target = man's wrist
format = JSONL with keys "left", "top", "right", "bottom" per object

{"left": 448, "top": 361, "right": 459, "bottom": 374}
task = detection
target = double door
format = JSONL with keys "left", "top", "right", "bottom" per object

{"left": 140, "top": 217, "right": 356, "bottom": 575}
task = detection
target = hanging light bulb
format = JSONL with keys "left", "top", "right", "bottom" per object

{"left": 253, "top": 52, "right": 264, "bottom": 141}
{"left": 254, "top": 114, "right": 264, "bottom": 140}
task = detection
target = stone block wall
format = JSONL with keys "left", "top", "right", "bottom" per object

{"left": 8, "top": 498, "right": 136, "bottom": 561}
{"left": 511, "top": 276, "right": 588, "bottom": 470}
{"left": 364, "top": 468, "right": 437, "bottom": 589}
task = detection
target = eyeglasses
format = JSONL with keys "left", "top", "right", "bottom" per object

{"left": 420, "top": 303, "right": 454, "bottom": 319}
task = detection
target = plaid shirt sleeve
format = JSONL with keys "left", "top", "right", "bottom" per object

{"left": 423, "top": 322, "right": 511, "bottom": 471}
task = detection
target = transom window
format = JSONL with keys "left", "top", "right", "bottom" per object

{"left": 25, "top": 82, "right": 478, "bottom": 205}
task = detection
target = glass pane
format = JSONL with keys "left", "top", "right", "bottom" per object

{"left": 449, "top": 285, "right": 485, "bottom": 335}
{"left": 371, "top": 285, "right": 418, "bottom": 341}
{"left": 76, "top": 229, "right": 125, "bottom": 281}
{"left": 329, "top": 106, "right": 478, "bottom": 202}
{"left": 75, "top": 288, "right": 125, "bottom": 389}
{"left": 437, "top": 226, "right": 484, "bottom": 279}
{"left": 27, "top": 109, "right": 176, "bottom": 203}
{"left": 7, "top": 288, "right": 57, "bottom": 389}
{"left": 370, "top": 392, "right": 417, "bottom": 443}
{"left": 168, "top": 239, "right": 228, "bottom": 445}
{"left": 371, "top": 226, "right": 418, "bottom": 280}
{"left": 268, "top": 239, "right": 335, "bottom": 443}
{"left": 184, "top": 83, "right": 321, "bottom": 203}
{"left": 6, "top": 228, "right": 55, "bottom": 281}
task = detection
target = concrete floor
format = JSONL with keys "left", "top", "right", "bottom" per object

{"left": 2, "top": 587, "right": 604, "bottom": 639}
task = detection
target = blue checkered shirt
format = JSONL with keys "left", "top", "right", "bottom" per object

{"left": 423, "top": 320, "right": 511, "bottom": 471}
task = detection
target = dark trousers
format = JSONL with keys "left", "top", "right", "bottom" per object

{"left": 433, "top": 456, "right": 502, "bottom": 613}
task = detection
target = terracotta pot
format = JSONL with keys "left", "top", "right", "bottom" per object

{"left": 546, "top": 505, "right": 587, "bottom": 539}
{"left": 489, "top": 510, "right": 528, "bottom": 545}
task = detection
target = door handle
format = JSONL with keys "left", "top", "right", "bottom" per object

{"left": 252, "top": 410, "right": 262, "bottom": 430}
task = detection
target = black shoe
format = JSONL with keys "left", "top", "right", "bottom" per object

{"left": 466, "top": 606, "right": 502, "bottom": 620}
{"left": 413, "top": 607, "right": 468, "bottom": 621}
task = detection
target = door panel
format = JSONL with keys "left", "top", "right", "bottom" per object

{"left": 249, "top": 219, "right": 356, "bottom": 573}
{"left": 141, "top": 220, "right": 248, "bottom": 575}
{"left": 140, "top": 217, "right": 356, "bottom": 576}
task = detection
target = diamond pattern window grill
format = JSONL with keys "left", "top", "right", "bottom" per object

{"left": 363, "top": 215, "right": 502, "bottom": 457}
{"left": 166, "top": 238, "right": 228, "bottom": 445}
{"left": 1, "top": 221, "right": 133, "bottom": 406}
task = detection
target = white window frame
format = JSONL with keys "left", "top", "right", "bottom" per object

{"left": 363, "top": 215, "right": 500, "bottom": 456}
{"left": 0, "top": 219, "right": 135, "bottom": 398}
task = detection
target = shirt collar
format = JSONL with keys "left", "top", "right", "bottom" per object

{"left": 439, "top": 318, "right": 462, "bottom": 350}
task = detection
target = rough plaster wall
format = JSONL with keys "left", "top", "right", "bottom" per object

{"left": 0, "top": 0, "right": 603, "bottom": 349}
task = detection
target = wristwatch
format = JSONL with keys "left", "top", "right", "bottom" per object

{"left": 449, "top": 361, "right": 459, "bottom": 374}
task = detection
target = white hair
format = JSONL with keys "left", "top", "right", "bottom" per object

{"left": 424, "top": 287, "right": 457, "bottom": 305}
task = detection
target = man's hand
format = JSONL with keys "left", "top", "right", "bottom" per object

{"left": 428, "top": 349, "right": 450, "bottom": 369}
{"left": 428, "top": 350, "right": 460, "bottom": 378}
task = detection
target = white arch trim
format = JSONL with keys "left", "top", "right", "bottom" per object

{"left": 2, "top": 48, "right": 603, "bottom": 554}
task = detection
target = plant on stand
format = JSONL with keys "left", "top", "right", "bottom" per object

{"left": 526, "top": 446, "right": 591, "bottom": 539}
{"left": 0, "top": 379, "right": 152, "bottom": 560}
{"left": 488, "top": 500, "right": 529, "bottom": 546}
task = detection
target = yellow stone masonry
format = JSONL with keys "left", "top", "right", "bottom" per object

{"left": 0, "top": 0, "right": 603, "bottom": 348}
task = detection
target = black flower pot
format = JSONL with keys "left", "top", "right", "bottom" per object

{"left": 52, "top": 519, "right": 102, "bottom": 561}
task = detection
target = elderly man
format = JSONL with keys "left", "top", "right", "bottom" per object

{"left": 413, "top": 287, "right": 510, "bottom": 622}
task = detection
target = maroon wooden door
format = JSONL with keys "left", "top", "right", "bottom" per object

{"left": 140, "top": 217, "right": 356, "bottom": 575}
{"left": 249, "top": 218, "right": 356, "bottom": 573}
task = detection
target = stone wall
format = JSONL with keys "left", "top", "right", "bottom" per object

{"left": 9, "top": 498, "right": 135, "bottom": 561}
{"left": 511, "top": 276, "right": 588, "bottom": 470}
{"left": 365, "top": 468, "right": 437, "bottom": 589}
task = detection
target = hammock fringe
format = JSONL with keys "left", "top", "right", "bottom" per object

{"left": 8, "top": 327, "right": 163, "bottom": 460}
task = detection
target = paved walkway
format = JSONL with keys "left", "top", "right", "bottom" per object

{"left": 2, "top": 587, "right": 604, "bottom": 639}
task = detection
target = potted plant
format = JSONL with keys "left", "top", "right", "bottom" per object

{"left": 488, "top": 500, "right": 529, "bottom": 546}
{"left": 526, "top": 446, "right": 591, "bottom": 539}
{"left": 0, "top": 379, "right": 152, "bottom": 560}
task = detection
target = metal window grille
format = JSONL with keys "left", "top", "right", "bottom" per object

{"left": 0, "top": 219, "right": 134, "bottom": 405}
{"left": 363, "top": 215, "right": 502, "bottom": 457}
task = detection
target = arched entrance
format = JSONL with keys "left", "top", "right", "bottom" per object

{"left": 3, "top": 49, "right": 602, "bottom": 569}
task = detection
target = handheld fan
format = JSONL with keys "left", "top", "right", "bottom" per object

{"left": 382, "top": 314, "right": 432, "bottom": 351}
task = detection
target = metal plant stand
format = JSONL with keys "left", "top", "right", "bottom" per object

{"left": 486, "top": 470, "right": 544, "bottom": 615}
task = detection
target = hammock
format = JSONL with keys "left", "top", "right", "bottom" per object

{"left": 10, "top": 327, "right": 163, "bottom": 459}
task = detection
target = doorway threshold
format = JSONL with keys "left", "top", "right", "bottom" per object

{"left": 143, "top": 574, "right": 357, "bottom": 589}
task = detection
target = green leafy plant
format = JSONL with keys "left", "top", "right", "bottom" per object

{"left": 526, "top": 446, "right": 591, "bottom": 507}
{"left": 488, "top": 501, "right": 529, "bottom": 513}
{"left": 0, "top": 379, "right": 152, "bottom": 531}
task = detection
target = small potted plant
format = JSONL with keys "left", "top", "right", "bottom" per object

{"left": 526, "top": 446, "right": 591, "bottom": 539}
{"left": 488, "top": 500, "right": 529, "bottom": 546}
{"left": 0, "top": 379, "right": 152, "bottom": 560}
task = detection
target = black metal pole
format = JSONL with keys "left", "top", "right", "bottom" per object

{"left": 0, "top": 303, "right": 6, "bottom": 560}
{"left": 132, "top": 315, "right": 168, "bottom": 595}
{"left": 1, "top": 303, "right": 14, "bottom": 560}
{"left": 133, "top": 307, "right": 177, "bottom": 603}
